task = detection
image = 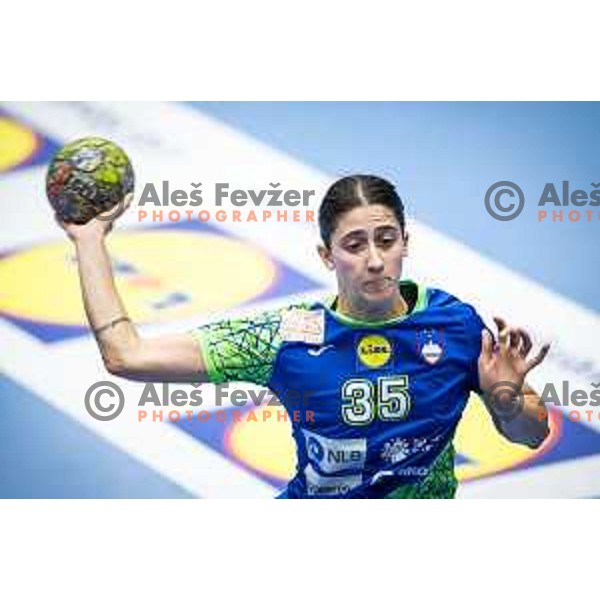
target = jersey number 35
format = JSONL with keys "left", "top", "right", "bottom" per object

{"left": 341, "top": 376, "right": 411, "bottom": 426}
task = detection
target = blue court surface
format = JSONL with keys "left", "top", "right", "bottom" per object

{"left": 1, "top": 101, "right": 599, "bottom": 498}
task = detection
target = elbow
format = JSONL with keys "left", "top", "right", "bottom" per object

{"left": 103, "top": 354, "right": 130, "bottom": 377}
{"left": 103, "top": 349, "right": 151, "bottom": 382}
{"left": 526, "top": 439, "right": 544, "bottom": 450}
{"left": 101, "top": 337, "right": 144, "bottom": 379}
{"left": 508, "top": 426, "right": 550, "bottom": 450}
{"left": 497, "top": 417, "right": 550, "bottom": 450}
{"left": 524, "top": 426, "right": 550, "bottom": 450}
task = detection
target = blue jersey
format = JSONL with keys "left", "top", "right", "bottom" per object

{"left": 192, "top": 280, "right": 485, "bottom": 498}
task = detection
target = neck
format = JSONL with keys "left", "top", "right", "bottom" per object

{"left": 336, "top": 292, "right": 408, "bottom": 323}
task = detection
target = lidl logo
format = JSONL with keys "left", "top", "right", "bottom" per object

{"left": 0, "top": 223, "right": 321, "bottom": 342}
{"left": 357, "top": 334, "right": 392, "bottom": 369}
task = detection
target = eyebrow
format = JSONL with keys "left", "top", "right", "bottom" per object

{"left": 339, "top": 225, "right": 400, "bottom": 241}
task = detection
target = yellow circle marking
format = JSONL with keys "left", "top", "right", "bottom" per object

{"left": 0, "top": 118, "right": 39, "bottom": 171}
{"left": 0, "top": 230, "right": 277, "bottom": 326}
{"left": 454, "top": 393, "right": 553, "bottom": 480}
{"left": 226, "top": 406, "right": 296, "bottom": 481}
{"left": 226, "top": 394, "right": 553, "bottom": 483}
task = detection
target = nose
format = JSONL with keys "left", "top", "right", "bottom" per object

{"left": 366, "top": 242, "right": 384, "bottom": 273}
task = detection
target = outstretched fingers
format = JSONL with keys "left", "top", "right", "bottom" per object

{"left": 493, "top": 316, "right": 510, "bottom": 356}
{"left": 526, "top": 342, "right": 551, "bottom": 373}
{"left": 480, "top": 328, "right": 495, "bottom": 363}
{"left": 516, "top": 328, "right": 532, "bottom": 357}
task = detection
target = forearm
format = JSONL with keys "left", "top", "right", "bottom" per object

{"left": 74, "top": 235, "right": 140, "bottom": 368}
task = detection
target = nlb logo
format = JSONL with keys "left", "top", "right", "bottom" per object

{"left": 303, "top": 431, "right": 366, "bottom": 474}
{"left": 308, "top": 437, "right": 362, "bottom": 465}
{"left": 357, "top": 334, "right": 392, "bottom": 368}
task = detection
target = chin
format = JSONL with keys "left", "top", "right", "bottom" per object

{"left": 360, "top": 292, "right": 394, "bottom": 312}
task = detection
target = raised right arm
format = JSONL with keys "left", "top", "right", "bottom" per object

{"left": 63, "top": 206, "right": 208, "bottom": 383}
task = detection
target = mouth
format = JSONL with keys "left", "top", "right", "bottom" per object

{"left": 363, "top": 277, "right": 395, "bottom": 292}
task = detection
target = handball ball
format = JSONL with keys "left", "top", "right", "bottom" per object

{"left": 46, "top": 137, "right": 134, "bottom": 224}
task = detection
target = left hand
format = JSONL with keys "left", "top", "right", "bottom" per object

{"left": 478, "top": 316, "right": 550, "bottom": 394}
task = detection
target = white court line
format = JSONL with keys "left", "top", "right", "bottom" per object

{"left": 0, "top": 319, "right": 276, "bottom": 498}
{"left": 459, "top": 454, "right": 600, "bottom": 499}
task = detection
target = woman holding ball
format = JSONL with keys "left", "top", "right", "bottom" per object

{"left": 57, "top": 174, "right": 550, "bottom": 498}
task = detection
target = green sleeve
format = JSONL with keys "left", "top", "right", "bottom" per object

{"left": 190, "top": 309, "right": 288, "bottom": 386}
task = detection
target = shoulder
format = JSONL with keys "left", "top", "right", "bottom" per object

{"left": 426, "top": 287, "right": 482, "bottom": 320}
{"left": 397, "top": 280, "right": 479, "bottom": 323}
{"left": 423, "top": 286, "right": 486, "bottom": 340}
{"left": 421, "top": 287, "right": 486, "bottom": 373}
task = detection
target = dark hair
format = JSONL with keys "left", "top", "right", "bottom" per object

{"left": 318, "top": 174, "right": 406, "bottom": 247}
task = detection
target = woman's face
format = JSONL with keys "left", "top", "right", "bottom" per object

{"left": 318, "top": 204, "right": 408, "bottom": 318}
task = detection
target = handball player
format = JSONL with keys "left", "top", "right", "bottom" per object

{"left": 57, "top": 175, "right": 550, "bottom": 498}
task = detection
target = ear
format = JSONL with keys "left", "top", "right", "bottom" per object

{"left": 317, "top": 244, "right": 335, "bottom": 270}
{"left": 402, "top": 231, "right": 409, "bottom": 257}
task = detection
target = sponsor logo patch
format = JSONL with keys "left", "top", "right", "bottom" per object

{"left": 302, "top": 429, "right": 366, "bottom": 474}
{"left": 357, "top": 334, "right": 392, "bottom": 369}
{"left": 304, "top": 465, "right": 362, "bottom": 496}
{"left": 280, "top": 308, "right": 325, "bottom": 345}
